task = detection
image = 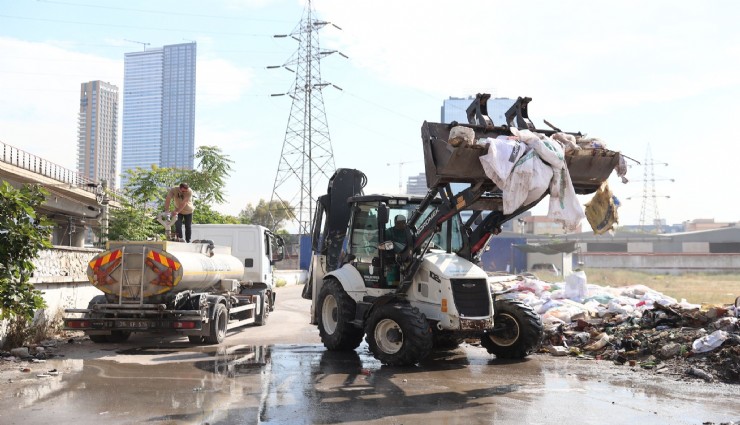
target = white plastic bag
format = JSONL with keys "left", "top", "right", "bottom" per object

{"left": 478, "top": 136, "right": 525, "bottom": 187}
{"left": 564, "top": 270, "right": 588, "bottom": 302}
{"left": 692, "top": 330, "right": 729, "bottom": 353}
{"left": 548, "top": 165, "right": 585, "bottom": 232}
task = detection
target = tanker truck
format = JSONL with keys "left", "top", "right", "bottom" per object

{"left": 64, "top": 228, "right": 284, "bottom": 344}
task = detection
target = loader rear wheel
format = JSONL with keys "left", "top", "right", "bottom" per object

{"left": 317, "top": 279, "right": 363, "bottom": 351}
{"left": 365, "top": 303, "right": 433, "bottom": 366}
{"left": 481, "top": 299, "right": 543, "bottom": 359}
{"left": 205, "top": 304, "right": 228, "bottom": 344}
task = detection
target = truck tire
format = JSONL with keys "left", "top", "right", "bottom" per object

{"left": 89, "top": 334, "right": 109, "bottom": 343}
{"left": 317, "top": 279, "right": 363, "bottom": 351}
{"left": 204, "top": 303, "right": 228, "bottom": 344}
{"left": 255, "top": 290, "right": 269, "bottom": 326}
{"left": 86, "top": 295, "right": 110, "bottom": 344}
{"left": 481, "top": 299, "right": 543, "bottom": 359}
{"left": 365, "top": 303, "right": 433, "bottom": 366}
{"left": 107, "top": 330, "right": 131, "bottom": 343}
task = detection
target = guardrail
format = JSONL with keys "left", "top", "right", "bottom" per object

{"left": 0, "top": 140, "right": 125, "bottom": 199}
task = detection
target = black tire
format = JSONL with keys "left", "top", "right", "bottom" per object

{"left": 317, "top": 279, "right": 363, "bottom": 351}
{"left": 89, "top": 334, "right": 109, "bottom": 343}
{"left": 432, "top": 331, "right": 464, "bottom": 350}
{"left": 365, "top": 303, "right": 433, "bottom": 366}
{"left": 255, "top": 290, "right": 270, "bottom": 326}
{"left": 481, "top": 299, "right": 543, "bottom": 359}
{"left": 204, "top": 304, "right": 228, "bottom": 344}
{"left": 188, "top": 335, "right": 204, "bottom": 344}
{"left": 86, "top": 296, "right": 110, "bottom": 343}
{"left": 107, "top": 330, "right": 131, "bottom": 343}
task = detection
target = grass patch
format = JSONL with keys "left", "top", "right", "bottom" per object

{"left": 584, "top": 268, "right": 740, "bottom": 305}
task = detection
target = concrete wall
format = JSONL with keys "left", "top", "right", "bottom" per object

{"left": 581, "top": 252, "right": 740, "bottom": 274}
{"left": 1, "top": 246, "right": 100, "bottom": 346}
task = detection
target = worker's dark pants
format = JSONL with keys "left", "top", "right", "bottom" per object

{"left": 175, "top": 213, "right": 193, "bottom": 242}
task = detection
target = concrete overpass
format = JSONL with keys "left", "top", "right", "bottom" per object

{"left": 0, "top": 140, "right": 122, "bottom": 247}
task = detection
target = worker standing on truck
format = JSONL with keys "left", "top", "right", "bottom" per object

{"left": 164, "top": 183, "right": 195, "bottom": 242}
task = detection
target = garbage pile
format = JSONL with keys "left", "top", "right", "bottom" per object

{"left": 491, "top": 272, "right": 740, "bottom": 384}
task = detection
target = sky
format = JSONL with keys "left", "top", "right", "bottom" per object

{"left": 1, "top": 0, "right": 739, "bottom": 228}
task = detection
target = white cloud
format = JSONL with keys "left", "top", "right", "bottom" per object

{"left": 0, "top": 37, "right": 122, "bottom": 169}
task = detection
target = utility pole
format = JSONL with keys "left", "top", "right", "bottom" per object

{"left": 268, "top": 0, "right": 345, "bottom": 234}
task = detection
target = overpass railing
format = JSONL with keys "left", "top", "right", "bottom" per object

{"left": 0, "top": 140, "right": 125, "bottom": 199}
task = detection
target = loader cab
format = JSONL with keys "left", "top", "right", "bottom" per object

{"left": 346, "top": 195, "right": 464, "bottom": 288}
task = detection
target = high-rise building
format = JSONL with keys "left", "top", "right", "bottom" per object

{"left": 406, "top": 173, "right": 428, "bottom": 196}
{"left": 77, "top": 80, "right": 119, "bottom": 189}
{"left": 121, "top": 42, "right": 196, "bottom": 186}
{"left": 441, "top": 96, "right": 515, "bottom": 125}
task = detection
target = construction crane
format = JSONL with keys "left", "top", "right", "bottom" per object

{"left": 124, "top": 39, "right": 151, "bottom": 50}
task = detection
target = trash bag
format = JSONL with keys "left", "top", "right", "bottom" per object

{"left": 564, "top": 270, "right": 588, "bottom": 302}
{"left": 584, "top": 182, "right": 619, "bottom": 234}
{"left": 478, "top": 136, "right": 526, "bottom": 187}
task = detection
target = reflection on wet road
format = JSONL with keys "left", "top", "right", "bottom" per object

{"left": 1, "top": 342, "right": 738, "bottom": 424}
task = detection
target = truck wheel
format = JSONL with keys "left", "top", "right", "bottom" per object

{"left": 365, "top": 303, "right": 433, "bottom": 366}
{"left": 88, "top": 334, "right": 109, "bottom": 343}
{"left": 107, "top": 331, "right": 131, "bottom": 343}
{"left": 481, "top": 299, "right": 543, "bottom": 359}
{"left": 317, "top": 279, "right": 363, "bottom": 350}
{"left": 255, "top": 290, "right": 270, "bottom": 326}
{"left": 86, "top": 296, "right": 109, "bottom": 343}
{"left": 205, "top": 304, "right": 228, "bottom": 344}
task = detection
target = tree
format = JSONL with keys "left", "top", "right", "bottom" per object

{"left": 0, "top": 182, "right": 51, "bottom": 320}
{"left": 109, "top": 146, "right": 238, "bottom": 240}
{"left": 239, "top": 199, "right": 295, "bottom": 231}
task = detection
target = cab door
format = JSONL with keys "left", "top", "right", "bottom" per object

{"left": 348, "top": 203, "right": 384, "bottom": 287}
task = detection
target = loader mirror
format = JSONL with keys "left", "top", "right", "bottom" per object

{"left": 377, "top": 204, "right": 389, "bottom": 225}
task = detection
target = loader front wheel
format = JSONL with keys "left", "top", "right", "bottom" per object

{"left": 481, "top": 299, "right": 543, "bottom": 359}
{"left": 205, "top": 303, "right": 228, "bottom": 344}
{"left": 365, "top": 303, "right": 432, "bottom": 366}
{"left": 317, "top": 279, "right": 363, "bottom": 351}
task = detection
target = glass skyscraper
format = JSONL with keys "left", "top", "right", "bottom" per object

{"left": 121, "top": 42, "right": 196, "bottom": 187}
{"left": 77, "top": 80, "right": 119, "bottom": 189}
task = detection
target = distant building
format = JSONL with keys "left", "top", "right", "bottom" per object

{"left": 441, "top": 96, "right": 515, "bottom": 125}
{"left": 122, "top": 42, "right": 196, "bottom": 187}
{"left": 76, "top": 80, "right": 119, "bottom": 189}
{"left": 406, "top": 173, "right": 427, "bottom": 196}
{"left": 683, "top": 218, "right": 737, "bottom": 232}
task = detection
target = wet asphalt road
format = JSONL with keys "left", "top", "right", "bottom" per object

{"left": 1, "top": 284, "right": 738, "bottom": 425}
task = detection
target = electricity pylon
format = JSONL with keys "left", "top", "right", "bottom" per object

{"left": 269, "top": 0, "right": 345, "bottom": 234}
{"left": 630, "top": 144, "right": 673, "bottom": 233}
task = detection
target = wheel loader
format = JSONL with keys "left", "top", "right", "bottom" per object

{"left": 305, "top": 95, "right": 624, "bottom": 365}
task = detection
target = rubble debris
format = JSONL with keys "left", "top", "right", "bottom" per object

{"left": 490, "top": 272, "right": 740, "bottom": 384}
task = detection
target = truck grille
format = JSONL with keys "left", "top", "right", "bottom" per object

{"left": 450, "top": 278, "right": 490, "bottom": 317}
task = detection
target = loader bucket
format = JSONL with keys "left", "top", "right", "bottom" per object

{"left": 421, "top": 121, "right": 620, "bottom": 195}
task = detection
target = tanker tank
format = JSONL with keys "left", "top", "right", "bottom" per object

{"left": 87, "top": 240, "right": 244, "bottom": 300}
